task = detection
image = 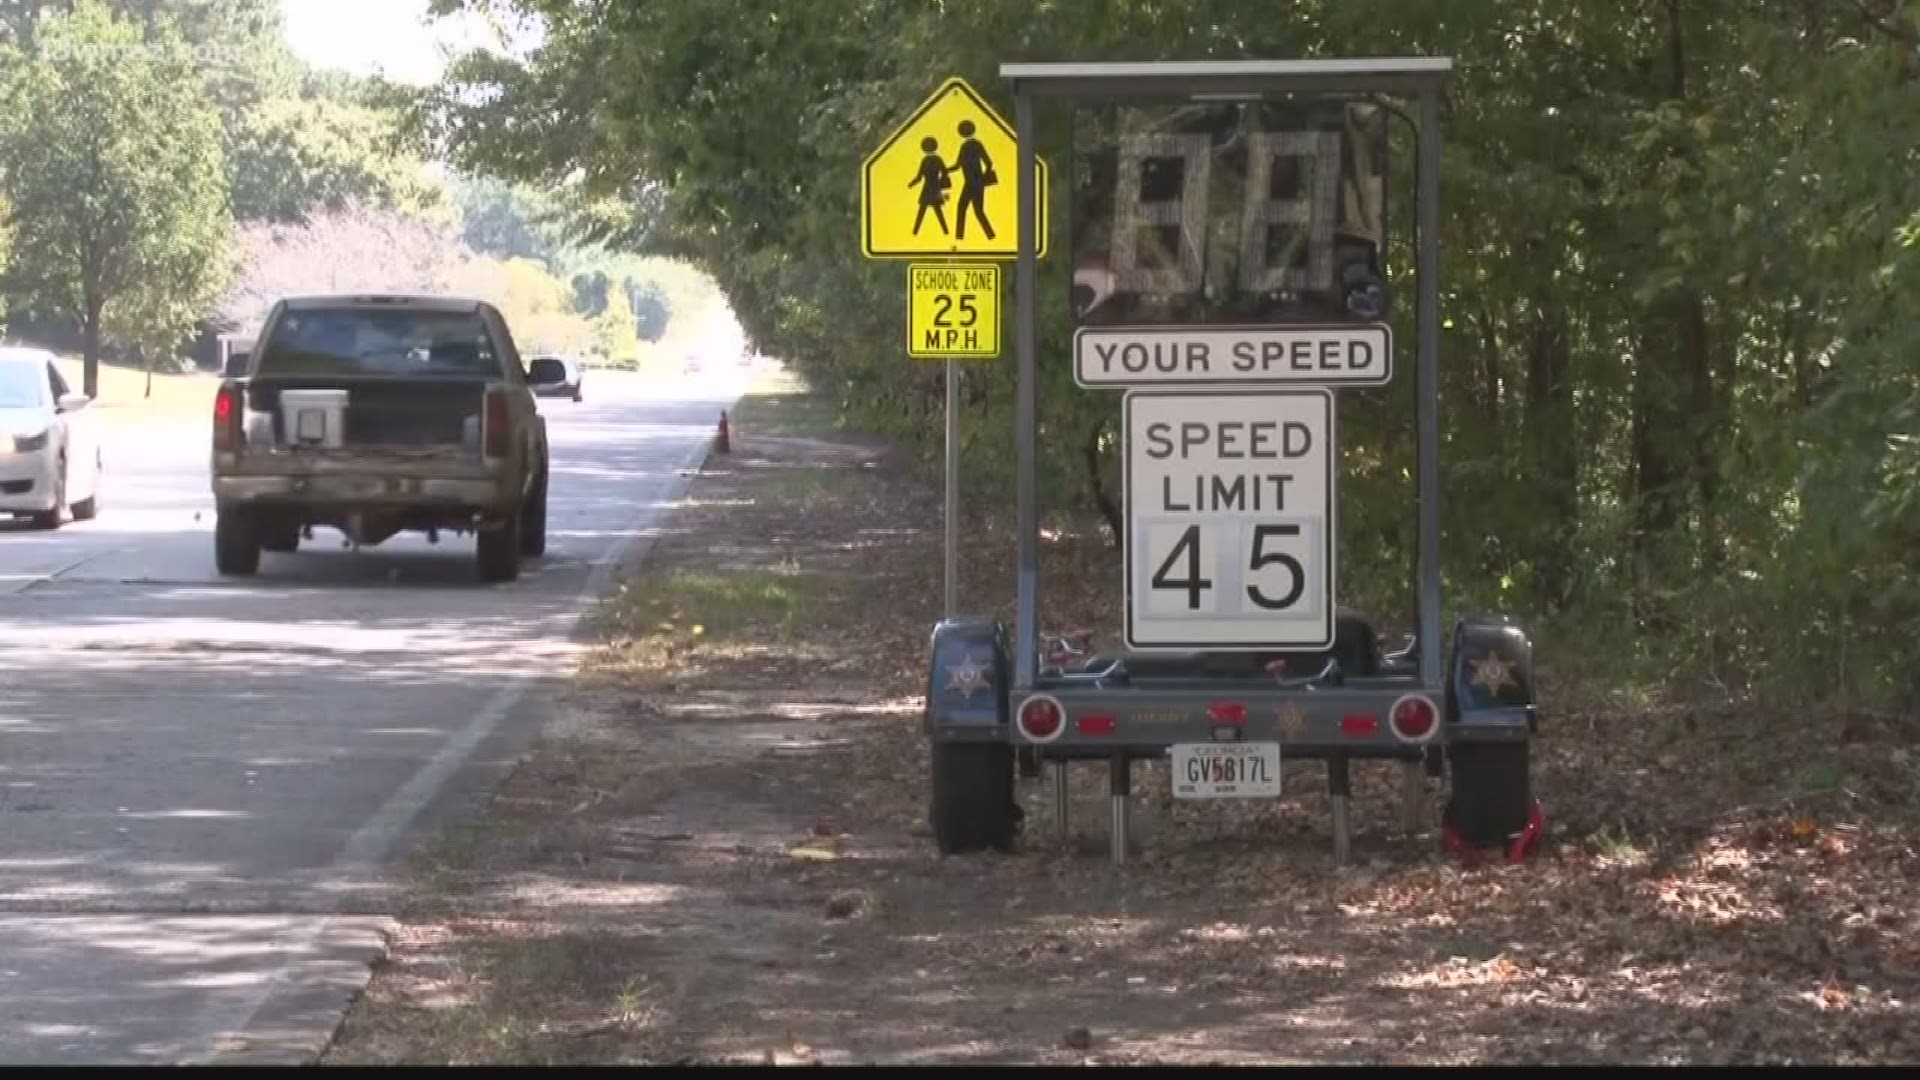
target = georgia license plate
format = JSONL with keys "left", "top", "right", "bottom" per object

{"left": 1170, "top": 742, "right": 1281, "bottom": 799}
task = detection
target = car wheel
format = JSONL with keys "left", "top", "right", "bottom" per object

{"left": 29, "top": 457, "right": 66, "bottom": 530}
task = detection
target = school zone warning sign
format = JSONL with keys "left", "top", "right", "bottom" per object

{"left": 861, "top": 76, "right": 1049, "bottom": 260}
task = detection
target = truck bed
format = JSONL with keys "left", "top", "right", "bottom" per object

{"left": 245, "top": 378, "right": 485, "bottom": 449}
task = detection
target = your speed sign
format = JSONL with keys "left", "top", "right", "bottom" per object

{"left": 1123, "top": 389, "right": 1335, "bottom": 650}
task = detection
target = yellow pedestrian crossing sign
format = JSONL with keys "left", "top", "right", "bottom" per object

{"left": 861, "top": 76, "right": 1049, "bottom": 260}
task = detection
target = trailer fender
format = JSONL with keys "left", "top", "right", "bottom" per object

{"left": 924, "top": 616, "right": 1010, "bottom": 741}
{"left": 1446, "top": 616, "right": 1536, "bottom": 742}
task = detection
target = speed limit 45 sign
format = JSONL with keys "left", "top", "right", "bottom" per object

{"left": 1123, "top": 389, "right": 1335, "bottom": 650}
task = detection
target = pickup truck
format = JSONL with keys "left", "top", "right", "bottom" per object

{"left": 209, "top": 294, "right": 564, "bottom": 583}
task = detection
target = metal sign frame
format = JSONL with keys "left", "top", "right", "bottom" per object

{"left": 1002, "top": 57, "right": 1448, "bottom": 693}
{"left": 922, "top": 57, "right": 1541, "bottom": 872}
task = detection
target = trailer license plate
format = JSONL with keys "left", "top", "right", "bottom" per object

{"left": 1171, "top": 742, "right": 1281, "bottom": 799}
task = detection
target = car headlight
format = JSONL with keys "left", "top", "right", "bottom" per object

{"left": 4, "top": 430, "right": 48, "bottom": 454}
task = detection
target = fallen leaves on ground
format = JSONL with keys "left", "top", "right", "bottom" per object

{"left": 325, "top": 386, "right": 1920, "bottom": 1068}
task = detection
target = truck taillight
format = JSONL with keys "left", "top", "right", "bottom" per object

{"left": 212, "top": 384, "right": 241, "bottom": 452}
{"left": 483, "top": 389, "right": 510, "bottom": 458}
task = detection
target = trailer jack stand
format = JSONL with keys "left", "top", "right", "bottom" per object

{"left": 1329, "top": 755, "right": 1352, "bottom": 867}
{"left": 1052, "top": 759, "right": 1070, "bottom": 839}
{"left": 1400, "top": 759, "right": 1427, "bottom": 834}
{"left": 1109, "top": 754, "right": 1130, "bottom": 867}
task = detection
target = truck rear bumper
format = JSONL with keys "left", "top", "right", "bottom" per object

{"left": 213, "top": 473, "right": 509, "bottom": 509}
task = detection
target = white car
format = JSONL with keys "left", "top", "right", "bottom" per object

{"left": 0, "top": 346, "right": 102, "bottom": 528}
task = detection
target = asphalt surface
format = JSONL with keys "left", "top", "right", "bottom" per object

{"left": 0, "top": 366, "right": 744, "bottom": 1063}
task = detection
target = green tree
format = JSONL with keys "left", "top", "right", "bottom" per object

{"left": 230, "top": 95, "right": 446, "bottom": 223}
{"left": 0, "top": 0, "right": 299, "bottom": 120}
{"left": 629, "top": 278, "right": 669, "bottom": 341}
{"left": 452, "top": 174, "right": 568, "bottom": 262}
{"left": 593, "top": 279, "right": 639, "bottom": 367}
{"left": 0, "top": 0, "right": 231, "bottom": 397}
{"left": 419, "top": 0, "right": 1920, "bottom": 703}
{"left": 570, "top": 270, "right": 610, "bottom": 317}
{"left": 0, "top": 190, "right": 13, "bottom": 329}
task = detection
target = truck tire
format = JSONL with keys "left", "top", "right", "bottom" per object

{"left": 214, "top": 508, "right": 261, "bottom": 576}
{"left": 477, "top": 513, "right": 522, "bottom": 583}
{"left": 519, "top": 466, "right": 547, "bottom": 558}
{"left": 1442, "top": 741, "right": 1533, "bottom": 847}
{"left": 929, "top": 741, "right": 1017, "bottom": 854}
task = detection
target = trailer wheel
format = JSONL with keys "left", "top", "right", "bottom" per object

{"left": 929, "top": 741, "right": 1017, "bottom": 854}
{"left": 1442, "top": 741, "right": 1535, "bottom": 851}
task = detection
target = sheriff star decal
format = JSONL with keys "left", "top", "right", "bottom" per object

{"left": 945, "top": 652, "right": 991, "bottom": 699}
{"left": 1468, "top": 651, "right": 1518, "bottom": 695}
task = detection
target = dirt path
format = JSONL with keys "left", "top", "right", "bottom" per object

{"left": 324, "top": 382, "right": 1920, "bottom": 1066}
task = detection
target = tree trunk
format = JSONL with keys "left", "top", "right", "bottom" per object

{"left": 1681, "top": 291, "right": 1720, "bottom": 568}
{"left": 1477, "top": 305, "right": 1503, "bottom": 436}
{"left": 81, "top": 299, "right": 103, "bottom": 400}
{"left": 1523, "top": 301, "right": 1577, "bottom": 605}
{"left": 1630, "top": 334, "right": 1684, "bottom": 568}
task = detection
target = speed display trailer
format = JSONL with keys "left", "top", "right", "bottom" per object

{"left": 922, "top": 58, "right": 1544, "bottom": 867}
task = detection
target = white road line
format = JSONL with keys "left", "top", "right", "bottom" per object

{"left": 172, "top": 414, "right": 727, "bottom": 1064}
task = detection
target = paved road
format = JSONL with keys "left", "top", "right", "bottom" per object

{"left": 0, "top": 367, "right": 744, "bottom": 1063}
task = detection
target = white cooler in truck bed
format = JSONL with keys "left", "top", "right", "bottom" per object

{"left": 278, "top": 388, "right": 348, "bottom": 449}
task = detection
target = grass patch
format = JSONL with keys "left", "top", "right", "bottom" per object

{"left": 49, "top": 355, "right": 218, "bottom": 417}
{"left": 750, "top": 466, "right": 865, "bottom": 504}
{"left": 615, "top": 568, "right": 818, "bottom": 645}
{"left": 728, "top": 386, "right": 840, "bottom": 438}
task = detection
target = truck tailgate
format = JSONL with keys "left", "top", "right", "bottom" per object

{"left": 229, "top": 445, "right": 494, "bottom": 478}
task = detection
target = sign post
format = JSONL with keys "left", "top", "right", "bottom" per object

{"left": 906, "top": 263, "right": 1001, "bottom": 614}
{"left": 862, "top": 77, "right": 1044, "bottom": 616}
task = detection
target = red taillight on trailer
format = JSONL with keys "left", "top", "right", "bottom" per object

{"left": 1017, "top": 694, "right": 1064, "bottom": 742}
{"left": 1206, "top": 702, "right": 1248, "bottom": 725}
{"left": 1075, "top": 712, "right": 1116, "bottom": 736}
{"left": 1389, "top": 694, "right": 1439, "bottom": 742}
{"left": 1341, "top": 712, "right": 1379, "bottom": 735}
{"left": 483, "top": 389, "right": 510, "bottom": 458}
{"left": 212, "top": 383, "right": 241, "bottom": 452}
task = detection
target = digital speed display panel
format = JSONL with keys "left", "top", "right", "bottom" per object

{"left": 1069, "top": 97, "right": 1390, "bottom": 329}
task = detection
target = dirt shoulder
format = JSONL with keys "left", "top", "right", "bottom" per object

{"left": 323, "top": 373, "right": 1920, "bottom": 1066}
